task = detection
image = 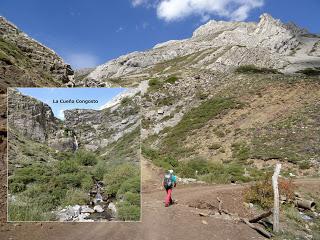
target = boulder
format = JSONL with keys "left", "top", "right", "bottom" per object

{"left": 108, "top": 202, "right": 117, "bottom": 216}
{"left": 94, "top": 205, "right": 104, "bottom": 213}
{"left": 81, "top": 206, "right": 95, "bottom": 214}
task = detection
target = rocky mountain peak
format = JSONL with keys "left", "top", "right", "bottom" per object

{"left": 79, "top": 13, "right": 319, "bottom": 87}
{"left": 192, "top": 18, "right": 255, "bottom": 38}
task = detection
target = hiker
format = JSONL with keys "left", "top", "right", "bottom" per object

{"left": 162, "top": 169, "right": 177, "bottom": 207}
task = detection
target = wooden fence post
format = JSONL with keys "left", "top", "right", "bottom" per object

{"left": 272, "top": 163, "right": 281, "bottom": 233}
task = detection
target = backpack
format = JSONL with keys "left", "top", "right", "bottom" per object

{"left": 163, "top": 173, "right": 173, "bottom": 188}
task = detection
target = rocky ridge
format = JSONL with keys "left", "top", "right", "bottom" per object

{"left": 64, "top": 94, "right": 140, "bottom": 151}
{"left": 0, "top": 16, "right": 74, "bottom": 88}
{"left": 8, "top": 88, "right": 140, "bottom": 153}
{"left": 8, "top": 89, "right": 75, "bottom": 151}
{"left": 80, "top": 14, "right": 319, "bottom": 87}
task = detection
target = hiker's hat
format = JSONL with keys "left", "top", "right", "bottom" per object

{"left": 168, "top": 169, "right": 174, "bottom": 174}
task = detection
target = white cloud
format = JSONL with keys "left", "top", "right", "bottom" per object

{"left": 131, "top": 0, "right": 158, "bottom": 8}
{"left": 65, "top": 53, "right": 99, "bottom": 69}
{"left": 134, "top": 0, "right": 264, "bottom": 22}
{"left": 132, "top": 0, "right": 146, "bottom": 6}
{"left": 116, "top": 26, "right": 124, "bottom": 33}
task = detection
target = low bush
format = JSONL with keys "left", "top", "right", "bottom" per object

{"left": 208, "top": 143, "right": 222, "bottom": 150}
{"left": 62, "top": 188, "right": 89, "bottom": 206}
{"left": 104, "top": 163, "right": 139, "bottom": 196}
{"left": 8, "top": 203, "right": 54, "bottom": 221}
{"left": 244, "top": 175, "right": 274, "bottom": 209}
{"left": 279, "top": 178, "right": 296, "bottom": 201}
{"left": 74, "top": 150, "right": 98, "bottom": 166}
{"left": 117, "top": 175, "right": 140, "bottom": 196}
{"left": 297, "top": 67, "right": 320, "bottom": 76}
{"left": 244, "top": 176, "right": 296, "bottom": 209}
{"left": 117, "top": 202, "right": 140, "bottom": 221}
{"left": 120, "top": 97, "right": 133, "bottom": 106}
{"left": 165, "top": 76, "right": 179, "bottom": 84}
{"left": 93, "top": 160, "right": 108, "bottom": 180}
{"left": 81, "top": 175, "right": 93, "bottom": 191}
{"left": 142, "top": 146, "right": 179, "bottom": 170}
{"left": 148, "top": 78, "right": 163, "bottom": 90}
{"left": 231, "top": 141, "right": 250, "bottom": 162}
{"left": 56, "top": 159, "right": 79, "bottom": 174}
{"left": 123, "top": 192, "right": 140, "bottom": 206}
{"left": 9, "top": 182, "right": 26, "bottom": 193}
{"left": 177, "top": 158, "right": 210, "bottom": 178}
{"left": 235, "top": 65, "right": 280, "bottom": 74}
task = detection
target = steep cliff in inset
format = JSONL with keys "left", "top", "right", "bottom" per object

{"left": 64, "top": 95, "right": 140, "bottom": 151}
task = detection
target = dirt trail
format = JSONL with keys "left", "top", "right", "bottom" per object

{"left": 1, "top": 158, "right": 319, "bottom": 240}
{"left": 0, "top": 185, "right": 265, "bottom": 240}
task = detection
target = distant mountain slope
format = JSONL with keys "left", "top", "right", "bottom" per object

{"left": 78, "top": 14, "right": 320, "bottom": 87}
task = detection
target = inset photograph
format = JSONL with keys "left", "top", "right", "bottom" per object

{"left": 7, "top": 87, "right": 140, "bottom": 222}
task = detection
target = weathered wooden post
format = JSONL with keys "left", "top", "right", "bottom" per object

{"left": 272, "top": 163, "right": 281, "bottom": 233}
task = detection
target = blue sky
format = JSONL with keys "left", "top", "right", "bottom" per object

{"left": 1, "top": 0, "right": 319, "bottom": 69}
{"left": 17, "top": 88, "right": 126, "bottom": 120}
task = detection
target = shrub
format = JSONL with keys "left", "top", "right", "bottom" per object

{"left": 81, "top": 175, "right": 93, "bottom": 191}
{"left": 177, "top": 158, "right": 210, "bottom": 178}
{"left": 200, "top": 172, "right": 230, "bottom": 184}
{"left": 148, "top": 78, "right": 163, "bottom": 90}
{"left": 62, "top": 188, "right": 89, "bottom": 206}
{"left": 244, "top": 176, "right": 274, "bottom": 209}
{"left": 235, "top": 65, "right": 280, "bottom": 74}
{"left": 10, "top": 182, "right": 26, "bottom": 193}
{"left": 104, "top": 164, "right": 139, "bottom": 196}
{"left": 74, "top": 150, "right": 98, "bottom": 166}
{"left": 8, "top": 203, "right": 54, "bottom": 221}
{"left": 142, "top": 146, "right": 179, "bottom": 170}
{"left": 208, "top": 143, "right": 222, "bottom": 150}
{"left": 56, "top": 160, "right": 79, "bottom": 174}
{"left": 9, "top": 164, "right": 50, "bottom": 186}
{"left": 53, "top": 173, "right": 82, "bottom": 188}
{"left": 298, "top": 161, "right": 311, "bottom": 169}
{"left": 165, "top": 76, "right": 178, "bottom": 84}
{"left": 117, "top": 176, "right": 140, "bottom": 196}
{"left": 155, "top": 96, "right": 175, "bottom": 106}
{"left": 243, "top": 175, "right": 294, "bottom": 209}
{"left": 279, "top": 178, "right": 296, "bottom": 201}
{"left": 232, "top": 141, "right": 250, "bottom": 162}
{"left": 117, "top": 202, "right": 140, "bottom": 221}
{"left": 120, "top": 97, "right": 133, "bottom": 106}
{"left": 93, "top": 161, "right": 108, "bottom": 180}
{"left": 124, "top": 192, "right": 140, "bottom": 206}
{"left": 297, "top": 67, "right": 320, "bottom": 76}
{"left": 23, "top": 184, "right": 44, "bottom": 198}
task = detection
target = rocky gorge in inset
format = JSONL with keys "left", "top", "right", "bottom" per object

{"left": 7, "top": 88, "right": 141, "bottom": 222}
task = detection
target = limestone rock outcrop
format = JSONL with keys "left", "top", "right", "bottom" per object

{"left": 81, "top": 14, "right": 319, "bottom": 86}
{"left": 8, "top": 88, "right": 140, "bottom": 153}
{"left": 8, "top": 88, "right": 61, "bottom": 142}
{"left": 64, "top": 94, "right": 140, "bottom": 151}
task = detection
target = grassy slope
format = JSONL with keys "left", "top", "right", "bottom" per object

{"left": 0, "top": 37, "right": 62, "bottom": 88}
{"left": 8, "top": 126, "right": 140, "bottom": 221}
{"left": 142, "top": 70, "right": 320, "bottom": 182}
